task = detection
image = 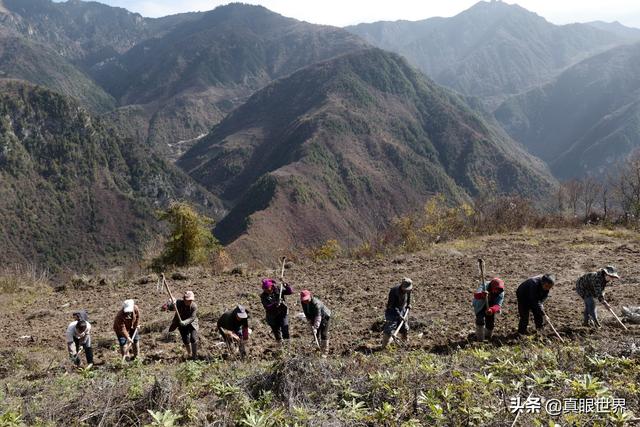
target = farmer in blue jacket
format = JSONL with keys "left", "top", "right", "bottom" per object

{"left": 516, "top": 274, "right": 555, "bottom": 335}
{"left": 472, "top": 278, "right": 505, "bottom": 341}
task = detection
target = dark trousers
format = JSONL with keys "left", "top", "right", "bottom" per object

{"left": 267, "top": 313, "right": 290, "bottom": 341}
{"left": 318, "top": 318, "right": 330, "bottom": 340}
{"left": 179, "top": 324, "right": 198, "bottom": 344}
{"left": 383, "top": 309, "right": 409, "bottom": 336}
{"left": 518, "top": 301, "right": 543, "bottom": 334}
{"left": 475, "top": 309, "right": 495, "bottom": 330}
{"left": 73, "top": 337, "right": 94, "bottom": 364}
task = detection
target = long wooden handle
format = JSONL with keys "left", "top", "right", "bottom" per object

{"left": 278, "top": 257, "right": 287, "bottom": 301}
{"left": 478, "top": 259, "right": 489, "bottom": 308}
{"left": 280, "top": 257, "right": 286, "bottom": 280}
{"left": 605, "top": 304, "right": 628, "bottom": 330}
{"left": 544, "top": 313, "right": 565, "bottom": 343}
{"left": 162, "top": 274, "right": 182, "bottom": 323}
{"left": 393, "top": 308, "right": 410, "bottom": 337}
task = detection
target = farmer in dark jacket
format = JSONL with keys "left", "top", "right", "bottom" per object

{"left": 576, "top": 266, "right": 620, "bottom": 327}
{"left": 381, "top": 278, "right": 413, "bottom": 348}
{"left": 260, "top": 278, "right": 293, "bottom": 344}
{"left": 473, "top": 278, "right": 505, "bottom": 341}
{"left": 217, "top": 305, "right": 250, "bottom": 358}
{"left": 300, "top": 290, "right": 331, "bottom": 355}
{"left": 163, "top": 290, "right": 199, "bottom": 360}
{"left": 516, "top": 274, "right": 555, "bottom": 335}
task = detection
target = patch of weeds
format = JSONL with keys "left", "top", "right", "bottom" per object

{"left": 0, "top": 409, "right": 24, "bottom": 427}
{"left": 176, "top": 361, "right": 204, "bottom": 385}
{"left": 145, "top": 409, "right": 181, "bottom": 427}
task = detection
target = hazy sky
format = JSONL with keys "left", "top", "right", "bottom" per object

{"left": 59, "top": 0, "right": 640, "bottom": 27}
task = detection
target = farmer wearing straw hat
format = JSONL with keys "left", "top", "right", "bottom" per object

{"left": 381, "top": 277, "right": 413, "bottom": 348}
{"left": 113, "top": 299, "right": 141, "bottom": 360}
{"left": 163, "top": 290, "right": 199, "bottom": 360}
{"left": 576, "top": 266, "right": 621, "bottom": 328}
{"left": 260, "top": 278, "right": 293, "bottom": 344}
{"left": 300, "top": 290, "right": 331, "bottom": 355}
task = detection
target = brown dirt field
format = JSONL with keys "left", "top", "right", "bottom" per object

{"left": 1, "top": 227, "right": 639, "bottom": 370}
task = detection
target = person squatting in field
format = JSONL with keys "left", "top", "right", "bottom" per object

{"left": 576, "top": 265, "right": 620, "bottom": 328}
{"left": 217, "top": 305, "right": 250, "bottom": 358}
{"left": 381, "top": 277, "right": 413, "bottom": 348}
{"left": 300, "top": 290, "right": 331, "bottom": 355}
{"left": 516, "top": 274, "right": 555, "bottom": 335}
{"left": 260, "top": 278, "right": 293, "bottom": 346}
{"left": 163, "top": 290, "right": 199, "bottom": 360}
{"left": 472, "top": 277, "right": 505, "bottom": 341}
{"left": 114, "top": 299, "right": 140, "bottom": 361}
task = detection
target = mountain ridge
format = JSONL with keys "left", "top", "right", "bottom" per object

{"left": 178, "top": 48, "right": 556, "bottom": 260}
{"left": 347, "top": 1, "right": 627, "bottom": 107}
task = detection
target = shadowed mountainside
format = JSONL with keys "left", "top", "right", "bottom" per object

{"left": 495, "top": 42, "right": 640, "bottom": 179}
{"left": 0, "top": 80, "right": 221, "bottom": 271}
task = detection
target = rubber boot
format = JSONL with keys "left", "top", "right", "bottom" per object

{"left": 320, "top": 339, "right": 329, "bottom": 357}
{"left": 485, "top": 328, "right": 493, "bottom": 340}
{"left": 131, "top": 341, "right": 140, "bottom": 360}
{"left": 190, "top": 342, "right": 198, "bottom": 360}
{"left": 184, "top": 343, "right": 192, "bottom": 359}
{"left": 475, "top": 325, "right": 485, "bottom": 341}
{"left": 381, "top": 333, "right": 392, "bottom": 349}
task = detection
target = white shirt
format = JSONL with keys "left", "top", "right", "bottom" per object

{"left": 65, "top": 321, "right": 91, "bottom": 343}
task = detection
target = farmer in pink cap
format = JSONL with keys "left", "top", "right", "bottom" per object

{"left": 163, "top": 290, "right": 199, "bottom": 360}
{"left": 300, "top": 290, "right": 331, "bottom": 356}
{"left": 473, "top": 278, "right": 505, "bottom": 341}
{"left": 260, "top": 278, "right": 293, "bottom": 345}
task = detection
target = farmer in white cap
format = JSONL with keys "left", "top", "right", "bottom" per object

{"left": 164, "top": 290, "right": 199, "bottom": 360}
{"left": 217, "top": 305, "right": 250, "bottom": 358}
{"left": 113, "top": 299, "right": 140, "bottom": 361}
{"left": 381, "top": 277, "right": 413, "bottom": 348}
{"left": 576, "top": 266, "right": 621, "bottom": 328}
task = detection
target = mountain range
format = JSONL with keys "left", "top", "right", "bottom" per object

{"left": 178, "top": 48, "right": 555, "bottom": 259}
{"left": 347, "top": 1, "right": 636, "bottom": 107}
{"left": 1, "top": 0, "right": 640, "bottom": 268}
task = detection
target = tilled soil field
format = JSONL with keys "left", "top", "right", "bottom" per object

{"left": 2, "top": 227, "right": 640, "bottom": 369}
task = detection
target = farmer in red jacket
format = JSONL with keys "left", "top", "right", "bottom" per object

{"left": 473, "top": 278, "right": 505, "bottom": 341}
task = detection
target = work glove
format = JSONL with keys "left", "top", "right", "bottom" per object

{"left": 179, "top": 320, "right": 189, "bottom": 327}
{"left": 127, "top": 337, "right": 134, "bottom": 345}
{"left": 406, "top": 304, "right": 412, "bottom": 310}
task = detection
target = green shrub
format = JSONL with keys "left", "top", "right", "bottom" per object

{"left": 153, "top": 202, "right": 220, "bottom": 269}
